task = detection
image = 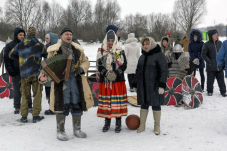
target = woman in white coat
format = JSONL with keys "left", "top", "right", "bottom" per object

{"left": 124, "top": 33, "right": 141, "bottom": 92}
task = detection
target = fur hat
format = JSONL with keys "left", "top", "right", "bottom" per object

{"left": 27, "top": 27, "right": 36, "bottom": 37}
{"left": 128, "top": 33, "right": 135, "bottom": 39}
{"left": 60, "top": 27, "right": 73, "bottom": 35}
{"left": 106, "top": 25, "right": 118, "bottom": 34}
{"left": 107, "top": 31, "right": 115, "bottom": 40}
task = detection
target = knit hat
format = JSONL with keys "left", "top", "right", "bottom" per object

{"left": 60, "top": 27, "right": 73, "bottom": 35}
{"left": 27, "top": 27, "right": 36, "bottom": 37}
{"left": 106, "top": 25, "right": 118, "bottom": 34}
{"left": 167, "top": 32, "right": 171, "bottom": 37}
{"left": 107, "top": 31, "right": 115, "bottom": 40}
{"left": 128, "top": 33, "right": 135, "bottom": 39}
{"left": 45, "top": 33, "right": 50, "bottom": 39}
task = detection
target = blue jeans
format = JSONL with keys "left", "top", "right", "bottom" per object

{"left": 141, "top": 105, "right": 161, "bottom": 111}
{"left": 56, "top": 75, "right": 83, "bottom": 117}
{"left": 13, "top": 74, "right": 32, "bottom": 108}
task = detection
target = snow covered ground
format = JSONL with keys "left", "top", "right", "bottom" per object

{"left": 0, "top": 39, "right": 227, "bottom": 151}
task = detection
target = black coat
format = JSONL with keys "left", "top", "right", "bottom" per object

{"left": 133, "top": 45, "right": 168, "bottom": 106}
{"left": 4, "top": 27, "right": 25, "bottom": 76}
{"left": 189, "top": 29, "right": 205, "bottom": 69}
{"left": 97, "top": 50, "right": 127, "bottom": 83}
{"left": 202, "top": 30, "right": 223, "bottom": 72}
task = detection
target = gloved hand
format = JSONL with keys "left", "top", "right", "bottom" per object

{"left": 158, "top": 87, "right": 165, "bottom": 94}
{"left": 71, "top": 61, "right": 80, "bottom": 75}
{"left": 106, "top": 70, "right": 117, "bottom": 81}
{"left": 193, "top": 58, "right": 199, "bottom": 65}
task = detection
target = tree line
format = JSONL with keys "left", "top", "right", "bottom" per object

{"left": 0, "top": 0, "right": 225, "bottom": 43}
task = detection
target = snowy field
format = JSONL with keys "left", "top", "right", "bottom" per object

{"left": 0, "top": 39, "right": 227, "bottom": 151}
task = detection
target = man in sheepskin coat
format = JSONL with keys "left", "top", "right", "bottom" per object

{"left": 39, "top": 27, "right": 94, "bottom": 141}
{"left": 124, "top": 33, "right": 140, "bottom": 92}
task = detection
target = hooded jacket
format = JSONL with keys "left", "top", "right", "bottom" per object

{"left": 180, "top": 37, "right": 189, "bottom": 52}
{"left": 216, "top": 40, "right": 227, "bottom": 78}
{"left": 124, "top": 38, "right": 140, "bottom": 74}
{"left": 174, "top": 36, "right": 183, "bottom": 47}
{"left": 202, "top": 30, "right": 223, "bottom": 71}
{"left": 188, "top": 29, "right": 205, "bottom": 68}
{"left": 4, "top": 27, "right": 26, "bottom": 76}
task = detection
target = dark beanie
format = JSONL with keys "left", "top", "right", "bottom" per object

{"left": 106, "top": 25, "right": 118, "bottom": 34}
{"left": 107, "top": 31, "right": 115, "bottom": 40}
{"left": 163, "top": 37, "right": 168, "bottom": 42}
{"left": 60, "top": 27, "right": 73, "bottom": 35}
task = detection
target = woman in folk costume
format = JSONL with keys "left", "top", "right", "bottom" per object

{"left": 96, "top": 30, "right": 127, "bottom": 133}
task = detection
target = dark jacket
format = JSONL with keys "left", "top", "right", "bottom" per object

{"left": 202, "top": 30, "right": 223, "bottom": 71}
{"left": 189, "top": 29, "right": 205, "bottom": 68}
{"left": 97, "top": 50, "right": 127, "bottom": 83}
{"left": 9, "top": 36, "right": 47, "bottom": 78}
{"left": 4, "top": 27, "right": 25, "bottom": 76}
{"left": 133, "top": 45, "right": 168, "bottom": 106}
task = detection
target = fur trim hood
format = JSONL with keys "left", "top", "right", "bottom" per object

{"left": 126, "top": 38, "right": 138, "bottom": 44}
{"left": 161, "top": 36, "right": 171, "bottom": 50}
{"left": 189, "top": 29, "right": 203, "bottom": 43}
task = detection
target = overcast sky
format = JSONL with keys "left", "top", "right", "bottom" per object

{"left": 1, "top": 0, "right": 227, "bottom": 28}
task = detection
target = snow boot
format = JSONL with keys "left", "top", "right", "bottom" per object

{"left": 102, "top": 118, "right": 111, "bottom": 132}
{"left": 20, "top": 116, "right": 28, "bottom": 123}
{"left": 14, "top": 106, "right": 20, "bottom": 114}
{"left": 45, "top": 109, "right": 55, "bottom": 115}
{"left": 130, "top": 88, "right": 135, "bottom": 92}
{"left": 201, "top": 85, "right": 204, "bottom": 92}
{"left": 153, "top": 110, "right": 161, "bottom": 135}
{"left": 72, "top": 116, "right": 87, "bottom": 138}
{"left": 137, "top": 109, "right": 148, "bottom": 133}
{"left": 221, "top": 93, "right": 227, "bottom": 97}
{"left": 115, "top": 117, "right": 121, "bottom": 133}
{"left": 208, "top": 92, "right": 213, "bottom": 96}
{"left": 33, "top": 116, "right": 44, "bottom": 123}
{"left": 56, "top": 115, "right": 68, "bottom": 141}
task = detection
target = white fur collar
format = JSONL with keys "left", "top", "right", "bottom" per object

{"left": 47, "top": 42, "right": 84, "bottom": 52}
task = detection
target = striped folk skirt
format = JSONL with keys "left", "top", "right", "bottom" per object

{"left": 97, "top": 82, "right": 128, "bottom": 119}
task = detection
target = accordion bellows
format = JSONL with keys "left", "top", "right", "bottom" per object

{"left": 41, "top": 54, "right": 72, "bottom": 83}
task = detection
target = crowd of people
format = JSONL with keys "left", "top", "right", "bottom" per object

{"left": 2, "top": 23, "right": 227, "bottom": 141}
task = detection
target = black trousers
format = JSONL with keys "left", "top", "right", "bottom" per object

{"left": 127, "top": 74, "right": 135, "bottom": 89}
{"left": 141, "top": 105, "right": 161, "bottom": 111}
{"left": 12, "top": 74, "right": 32, "bottom": 108}
{"left": 207, "top": 70, "right": 226, "bottom": 93}
{"left": 45, "top": 87, "right": 51, "bottom": 104}
{"left": 194, "top": 68, "right": 205, "bottom": 86}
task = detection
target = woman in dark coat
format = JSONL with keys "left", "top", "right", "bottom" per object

{"left": 133, "top": 37, "right": 168, "bottom": 135}
{"left": 188, "top": 29, "right": 205, "bottom": 90}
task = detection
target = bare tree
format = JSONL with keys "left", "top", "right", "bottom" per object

{"left": 104, "top": 0, "right": 121, "bottom": 25}
{"left": 69, "top": 0, "right": 92, "bottom": 37}
{"left": 5, "top": 0, "right": 41, "bottom": 30}
{"left": 172, "top": 0, "right": 207, "bottom": 35}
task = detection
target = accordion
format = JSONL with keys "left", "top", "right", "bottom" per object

{"left": 41, "top": 54, "right": 72, "bottom": 83}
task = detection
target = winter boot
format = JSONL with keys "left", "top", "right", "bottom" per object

{"left": 221, "top": 93, "right": 227, "bottom": 97}
{"left": 137, "top": 109, "right": 148, "bottom": 133}
{"left": 208, "top": 92, "right": 213, "bottom": 96}
{"left": 130, "top": 88, "right": 135, "bottom": 92}
{"left": 20, "top": 117, "right": 28, "bottom": 123}
{"left": 33, "top": 116, "right": 44, "bottom": 123}
{"left": 56, "top": 115, "right": 68, "bottom": 141}
{"left": 14, "top": 106, "right": 20, "bottom": 114}
{"left": 102, "top": 118, "right": 111, "bottom": 132}
{"left": 115, "top": 117, "right": 121, "bottom": 133}
{"left": 201, "top": 85, "right": 204, "bottom": 92}
{"left": 153, "top": 110, "right": 161, "bottom": 135}
{"left": 45, "top": 109, "right": 55, "bottom": 115}
{"left": 72, "top": 116, "right": 87, "bottom": 138}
